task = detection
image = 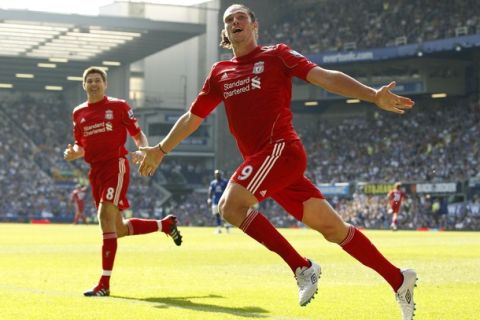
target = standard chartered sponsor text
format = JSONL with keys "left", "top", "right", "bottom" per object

{"left": 84, "top": 122, "right": 106, "bottom": 136}
{"left": 223, "top": 77, "right": 251, "bottom": 99}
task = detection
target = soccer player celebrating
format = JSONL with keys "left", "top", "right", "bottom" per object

{"left": 64, "top": 67, "right": 182, "bottom": 297}
{"left": 388, "top": 182, "right": 407, "bottom": 231}
{"left": 71, "top": 183, "right": 88, "bottom": 224}
{"left": 208, "top": 169, "right": 230, "bottom": 233}
{"left": 138, "top": 4, "right": 416, "bottom": 319}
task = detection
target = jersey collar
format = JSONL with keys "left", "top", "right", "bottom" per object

{"left": 233, "top": 46, "right": 261, "bottom": 63}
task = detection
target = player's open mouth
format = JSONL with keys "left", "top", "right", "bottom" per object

{"left": 232, "top": 28, "right": 243, "bottom": 33}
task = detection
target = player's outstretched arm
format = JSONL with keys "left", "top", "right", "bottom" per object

{"left": 139, "top": 111, "right": 203, "bottom": 176}
{"left": 373, "top": 81, "right": 414, "bottom": 114}
{"left": 63, "top": 143, "right": 85, "bottom": 161}
{"left": 306, "top": 66, "right": 414, "bottom": 114}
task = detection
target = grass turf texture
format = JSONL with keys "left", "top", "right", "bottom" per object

{"left": 0, "top": 224, "right": 479, "bottom": 320}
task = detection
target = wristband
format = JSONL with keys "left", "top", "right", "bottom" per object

{"left": 158, "top": 144, "right": 168, "bottom": 155}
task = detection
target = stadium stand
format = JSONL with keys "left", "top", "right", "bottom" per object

{"left": 261, "top": 0, "right": 480, "bottom": 53}
{"left": 301, "top": 97, "right": 480, "bottom": 183}
{"left": 0, "top": 93, "right": 206, "bottom": 223}
{"left": 0, "top": 1, "right": 479, "bottom": 231}
{"left": 0, "top": 91, "right": 478, "bottom": 230}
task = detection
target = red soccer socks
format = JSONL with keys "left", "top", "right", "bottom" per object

{"left": 240, "top": 209, "right": 309, "bottom": 273}
{"left": 127, "top": 218, "right": 159, "bottom": 235}
{"left": 99, "top": 232, "right": 117, "bottom": 289}
{"left": 341, "top": 226, "right": 403, "bottom": 291}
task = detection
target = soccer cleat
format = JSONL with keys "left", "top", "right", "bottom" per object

{"left": 161, "top": 215, "right": 183, "bottom": 246}
{"left": 295, "top": 260, "right": 321, "bottom": 306}
{"left": 396, "top": 269, "right": 417, "bottom": 320}
{"left": 83, "top": 285, "right": 110, "bottom": 297}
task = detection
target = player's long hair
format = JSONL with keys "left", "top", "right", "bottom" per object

{"left": 220, "top": 4, "right": 257, "bottom": 49}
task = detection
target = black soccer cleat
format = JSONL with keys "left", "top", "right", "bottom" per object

{"left": 162, "top": 214, "right": 183, "bottom": 246}
{"left": 84, "top": 285, "right": 110, "bottom": 297}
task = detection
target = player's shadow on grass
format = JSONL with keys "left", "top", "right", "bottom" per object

{"left": 113, "top": 294, "right": 269, "bottom": 318}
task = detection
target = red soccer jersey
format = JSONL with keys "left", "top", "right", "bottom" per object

{"left": 72, "top": 96, "right": 141, "bottom": 164}
{"left": 190, "top": 44, "right": 317, "bottom": 156}
{"left": 388, "top": 189, "right": 406, "bottom": 212}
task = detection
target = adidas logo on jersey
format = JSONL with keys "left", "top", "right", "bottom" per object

{"left": 260, "top": 190, "right": 267, "bottom": 197}
{"left": 220, "top": 72, "right": 229, "bottom": 81}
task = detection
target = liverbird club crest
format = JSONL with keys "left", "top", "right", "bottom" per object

{"left": 253, "top": 61, "right": 264, "bottom": 74}
{"left": 105, "top": 110, "right": 113, "bottom": 120}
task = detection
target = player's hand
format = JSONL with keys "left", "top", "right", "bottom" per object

{"left": 374, "top": 81, "right": 414, "bottom": 114}
{"left": 130, "top": 150, "right": 145, "bottom": 166}
{"left": 138, "top": 146, "right": 164, "bottom": 176}
{"left": 63, "top": 144, "right": 76, "bottom": 161}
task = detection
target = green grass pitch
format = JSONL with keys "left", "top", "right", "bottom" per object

{"left": 0, "top": 224, "right": 479, "bottom": 319}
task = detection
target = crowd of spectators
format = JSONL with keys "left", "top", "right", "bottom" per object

{"left": 0, "top": 93, "right": 210, "bottom": 223}
{"left": 261, "top": 0, "right": 480, "bottom": 54}
{"left": 335, "top": 192, "right": 480, "bottom": 231}
{"left": 0, "top": 95, "right": 70, "bottom": 221}
{"left": 0, "top": 91, "right": 479, "bottom": 230}
{"left": 301, "top": 97, "right": 480, "bottom": 183}
{"left": 154, "top": 158, "right": 211, "bottom": 186}
{"left": 170, "top": 190, "right": 480, "bottom": 231}
{"left": 3, "top": 1, "right": 480, "bottom": 230}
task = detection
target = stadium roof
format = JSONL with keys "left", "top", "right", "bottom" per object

{"left": 0, "top": 9, "right": 205, "bottom": 91}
